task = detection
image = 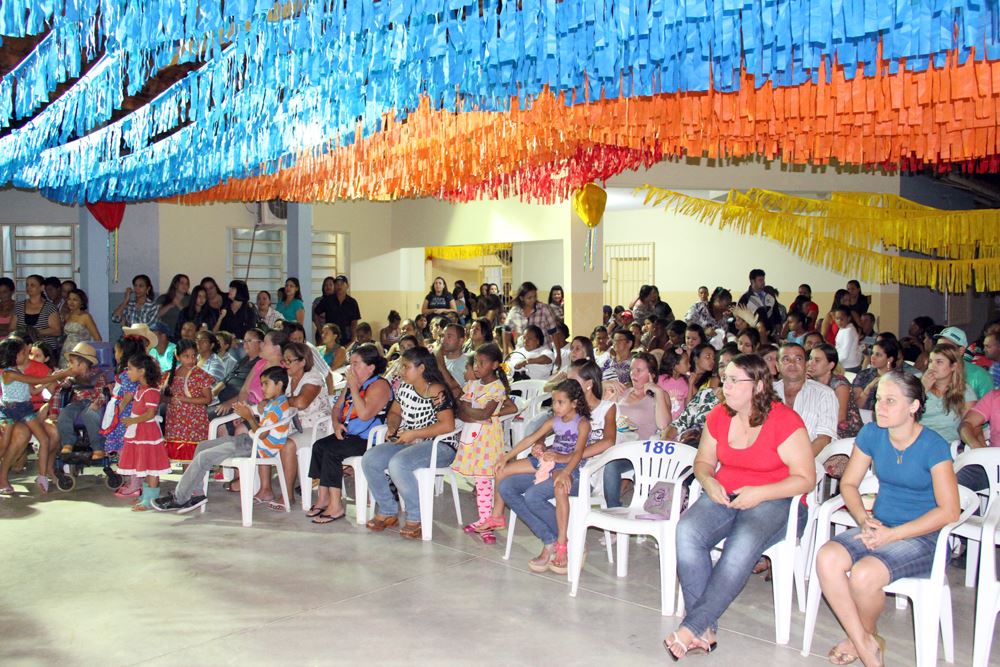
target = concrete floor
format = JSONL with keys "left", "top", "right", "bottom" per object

{"left": 1, "top": 465, "right": 997, "bottom": 667}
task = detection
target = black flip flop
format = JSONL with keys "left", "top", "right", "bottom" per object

{"left": 312, "top": 513, "right": 346, "bottom": 524}
{"left": 305, "top": 506, "right": 324, "bottom": 518}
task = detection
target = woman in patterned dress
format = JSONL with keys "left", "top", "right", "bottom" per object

{"left": 361, "top": 346, "right": 457, "bottom": 539}
{"left": 163, "top": 340, "right": 214, "bottom": 461}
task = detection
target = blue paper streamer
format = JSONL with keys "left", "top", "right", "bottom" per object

{"left": 0, "top": 0, "right": 996, "bottom": 202}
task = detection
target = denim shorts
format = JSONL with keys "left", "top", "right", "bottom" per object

{"left": 831, "top": 527, "right": 938, "bottom": 582}
{"left": 0, "top": 401, "right": 37, "bottom": 424}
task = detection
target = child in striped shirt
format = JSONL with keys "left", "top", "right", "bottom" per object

{"left": 153, "top": 366, "right": 291, "bottom": 514}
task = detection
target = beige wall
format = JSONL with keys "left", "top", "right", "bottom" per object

{"left": 158, "top": 202, "right": 251, "bottom": 290}
{"left": 154, "top": 157, "right": 905, "bottom": 338}
{"left": 603, "top": 205, "right": 899, "bottom": 332}
{"left": 390, "top": 198, "right": 567, "bottom": 247}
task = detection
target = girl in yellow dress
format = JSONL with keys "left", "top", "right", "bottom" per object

{"left": 452, "top": 343, "right": 511, "bottom": 544}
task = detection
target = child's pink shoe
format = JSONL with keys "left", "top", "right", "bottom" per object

{"left": 464, "top": 516, "right": 506, "bottom": 534}
{"left": 481, "top": 531, "right": 497, "bottom": 545}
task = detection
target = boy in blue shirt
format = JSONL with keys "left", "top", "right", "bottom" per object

{"left": 153, "top": 366, "right": 291, "bottom": 513}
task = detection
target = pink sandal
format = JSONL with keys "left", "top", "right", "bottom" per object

{"left": 464, "top": 516, "right": 506, "bottom": 534}
{"left": 548, "top": 543, "right": 569, "bottom": 574}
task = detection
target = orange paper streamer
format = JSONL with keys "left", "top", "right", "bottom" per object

{"left": 173, "top": 52, "right": 1000, "bottom": 205}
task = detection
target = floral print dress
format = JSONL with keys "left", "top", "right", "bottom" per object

{"left": 102, "top": 370, "right": 138, "bottom": 454}
{"left": 164, "top": 366, "right": 214, "bottom": 461}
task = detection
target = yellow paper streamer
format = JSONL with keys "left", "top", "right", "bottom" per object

{"left": 639, "top": 186, "right": 1000, "bottom": 293}
{"left": 426, "top": 243, "right": 513, "bottom": 261}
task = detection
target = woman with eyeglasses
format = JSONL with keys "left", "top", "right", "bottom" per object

{"left": 664, "top": 354, "right": 814, "bottom": 659}
{"left": 255, "top": 341, "right": 330, "bottom": 511}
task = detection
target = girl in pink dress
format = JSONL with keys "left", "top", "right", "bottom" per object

{"left": 117, "top": 354, "right": 170, "bottom": 511}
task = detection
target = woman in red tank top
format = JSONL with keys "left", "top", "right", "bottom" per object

{"left": 664, "top": 354, "right": 815, "bottom": 660}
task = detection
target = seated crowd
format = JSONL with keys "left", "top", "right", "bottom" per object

{"left": 2, "top": 268, "right": 1000, "bottom": 665}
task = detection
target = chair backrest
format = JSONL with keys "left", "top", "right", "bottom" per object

{"left": 589, "top": 439, "right": 696, "bottom": 510}
{"left": 519, "top": 393, "right": 551, "bottom": 421}
{"left": 509, "top": 379, "right": 546, "bottom": 401}
{"left": 367, "top": 424, "right": 388, "bottom": 449}
{"left": 929, "top": 485, "right": 981, "bottom": 581}
{"left": 955, "top": 447, "right": 1000, "bottom": 499}
{"left": 817, "top": 437, "right": 856, "bottom": 462}
{"left": 814, "top": 437, "right": 859, "bottom": 499}
{"left": 248, "top": 408, "right": 299, "bottom": 463}
{"left": 980, "top": 497, "right": 1000, "bottom": 593}
{"left": 427, "top": 424, "right": 464, "bottom": 470}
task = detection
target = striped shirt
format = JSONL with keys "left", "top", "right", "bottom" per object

{"left": 254, "top": 397, "right": 292, "bottom": 458}
{"left": 111, "top": 296, "right": 160, "bottom": 326}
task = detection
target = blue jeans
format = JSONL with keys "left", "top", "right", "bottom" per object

{"left": 676, "top": 494, "right": 797, "bottom": 636}
{"left": 602, "top": 459, "right": 633, "bottom": 508}
{"left": 56, "top": 400, "right": 105, "bottom": 450}
{"left": 361, "top": 441, "right": 456, "bottom": 522}
{"left": 499, "top": 470, "right": 580, "bottom": 545}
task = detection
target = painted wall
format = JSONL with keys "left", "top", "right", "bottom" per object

{"left": 0, "top": 187, "right": 79, "bottom": 224}
{"left": 157, "top": 202, "right": 251, "bottom": 292}
{"left": 512, "top": 240, "right": 564, "bottom": 291}
{"left": 602, "top": 204, "right": 899, "bottom": 333}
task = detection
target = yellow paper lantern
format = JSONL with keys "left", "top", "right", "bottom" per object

{"left": 573, "top": 182, "right": 607, "bottom": 228}
{"left": 573, "top": 183, "right": 606, "bottom": 270}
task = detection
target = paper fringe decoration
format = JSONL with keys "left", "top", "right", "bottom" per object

{"left": 640, "top": 186, "right": 1000, "bottom": 293}
{"left": 171, "top": 50, "right": 1000, "bottom": 206}
{"left": 425, "top": 244, "right": 513, "bottom": 261}
{"left": 3, "top": 0, "right": 1000, "bottom": 202}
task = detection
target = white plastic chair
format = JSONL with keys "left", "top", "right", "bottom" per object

{"left": 677, "top": 482, "right": 805, "bottom": 643}
{"left": 412, "top": 425, "right": 464, "bottom": 541}
{"left": 295, "top": 416, "right": 333, "bottom": 511}
{"left": 509, "top": 379, "right": 547, "bottom": 402}
{"left": 952, "top": 448, "right": 1000, "bottom": 587}
{"left": 801, "top": 477, "right": 980, "bottom": 665}
{"left": 508, "top": 392, "right": 551, "bottom": 447}
{"left": 567, "top": 440, "right": 696, "bottom": 616}
{"left": 973, "top": 497, "right": 1000, "bottom": 667}
{"left": 200, "top": 409, "right": 299, "bottom": 528}
{"left": 859, "top": 409, "right": 873, "bottom": 425}
{"left": 502, "top": 435, "right": 615, "bottom": 567}
{"left": 344, "top": 425, "right": 388, "bottom": 526}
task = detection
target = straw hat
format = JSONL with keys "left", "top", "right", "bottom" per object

{"left": 122, "top": 323, "right": 157, "bottom": 350}
{"left": 67, "top": 342, "right": 98, "bottom": 366}
{"left": 729, "top": 305, "right": 759, "bottom": 327}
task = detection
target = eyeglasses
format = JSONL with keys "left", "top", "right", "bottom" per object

{"left": 283, "top": 357, "right": 303, "bottom": 364}
{"left": 721, "top": 376, "right": 755, "bottom": 386}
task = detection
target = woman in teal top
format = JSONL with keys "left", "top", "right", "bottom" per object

{"left": 276, "top": 278, "right": 305, "bottom": 324}
{"left": 815, "top": 370, "right": 959, "bottom": 667}
{"left": 920, "top": 344, "right": 976, "bottom": 443}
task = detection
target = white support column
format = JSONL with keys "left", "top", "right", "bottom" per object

{"left": 287, "top": 203, "right": 314, "bottom": 340}
{"left": 78, "top": 206, "right": 111, "bottom": 337}
{"left": 562, "top": 207, "right": 604, "bottom": 335}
